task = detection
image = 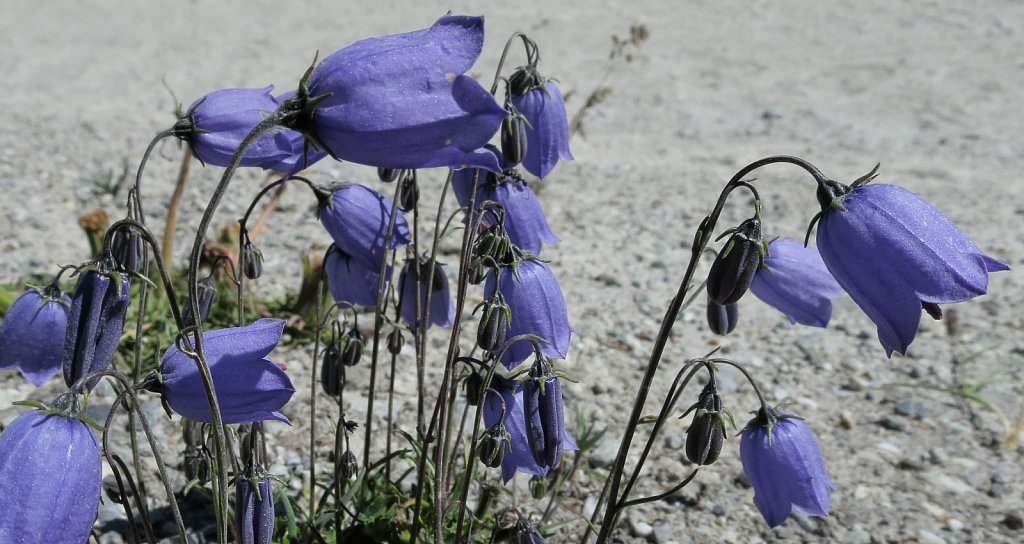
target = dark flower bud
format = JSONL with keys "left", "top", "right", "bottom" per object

{"left": 397, "top": 171, "right": 419, "bottom": 212}
{"left": 467, "top": 259, "right": 489, "bottom": 285}
{"left": 63, "top": 264, "right": 131, "bottom": 390}
{"left": 706, "top": 300, "right": 739, "bottom": 335}
{"left": 242, "top": 242, "right": 264, "bottom": 280}
{"left": 478, "top": 422, "right": 510, "bottom": 468}
{"left": 387, "top": 328, "right": 404, "bottom": 355}
{"left": 465, "top": 370, "right": 484, "bottom": 406}
{"left": 340, "top": 450, "right": 358, "bottom": 480}
{"left": 319, "top": 342, "right": 344, "bottom": 397}
{"left": 110, "top": 228, "right": 145, "bottom": 274}
{"left": 340, "top": 327, "right": 363, "bottom": 367}
{"left": 377, "top": 167, "right": 401, "bottom": 183}
{"left": 235, "top": 477, "right": 274, "bottom": 544}
{"left": 181, "top": 276, "right": 217, "bottom": 328}
{"left": 529, "top": 475, "right": 548, "bottom": 500}
{"left": 707, "top": 217, "right": 763, "bottom": 305}
{"left": 684, "top": 377, "right": 727, "bottom": 466}
{"left": 477, "top": 295, "right": 511, "bottom": 353}
{"left": 523, "top": 358, "right": 565, "bottom": 468}
{"left": 501, "top": 112, "right": 527, "bottom": 166}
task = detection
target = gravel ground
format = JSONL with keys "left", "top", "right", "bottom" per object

{"left": 1, "top": 1, "right": 1022, "bottom": 543}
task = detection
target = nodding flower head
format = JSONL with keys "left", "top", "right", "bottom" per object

{"left": 0, "top": 400, "right": 102, "bottom": 542}
{"left": 523, "top": 357, "right": 566, "bottom": 468}
{"left": 706, "top": 217, "right": 764, "bottom": 306}
{"left": 318, "top": 183, "right": 411, "bottom": 269}
{"left": 235, "top": 477, "right": 275, "bottom": 544}
{"left": 397, "top": 256, "right": 455, "bottom": 331}
{"left": 62, "top": 260, "right": 131, "bottom": 391}
{"left": 749, "top": 238, "right": 845, "bottom": 328}
{"left": 159, "top": 319, "right": 295, "bottom": 424}
{"left": 0, "top": 285, "right": 70, "bottom": 386}
{"left": 324, "top": 246, "right": 386, "bottom": 309}
{"left": 739, "top": 407, "right": 833, "bottom": 528}
{"left": 815, "top": 176, "right": 1007, "bottom": 356}
{"left": 176, "top": 86, "right": 312, "bottom": 171}
{"left": 295, "top": 15, "right": 505, "bottom": 171}
{"left": 485, "top": 259, "right": 572, "bottom": 369}
{"left": 508, "top": 68, "right": 574, "bottom": 179}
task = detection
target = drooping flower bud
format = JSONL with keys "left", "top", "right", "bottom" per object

{"left": 501, "top": 111, "right": 528, "bottom": 166}
{"left": 707, "top": 217, "right": 763, "bottom": 305}
{"left": 387, "top": 328, "right": 404, "bottom": 355}
{"left": 0, "top": 285, "right": 71, "bottom": 386}
{"left": 183, "top": 421, "right": 214, "bottom": 484}
{"left": 63, "top": 262, "right": 131, "bottom": 390}
{"left": 235, "top": 477, "right": 275, "bottom": 544}
{"left": 340, "top": 450, "right": 358, "bottom": 480}
{"left": 397, "top": 170, "right": 419, "bottom": 212}
{"left": 181, "top": 275, "right": 218, "bottom": 328}
{"left": 0, "top": 401, "right": 102, "bottom": 542}
{"left": 523, "top": 358, "right": 565, "bottom": 468}
{"left": 706, "top": 300, "right": 739, "bottom": 336}
{"left": 478, "top": 422, "right": 510, "bottom": 469}
{"left": 529, "top": 475, "right": 548, "bottom": 500}
{"left": 110, "top": 227, "right": 145, "bottom": 274}
{"left": 377, "top": 167, "right": 401, "bottom": 183}
{"left": 339, "top": 327, "right": 363, "bottom": 367}
{"left": 464, "top": 370, "right": 485, "bottom": 406}
{"left": 684, "top": 376, "right": 727, "bottom": 466}
{"left": 320, "top": 342, "right": 345, "bottom": 397}
{"left": 242, "top": 241, "right": 264, "bottom": 280}
{"left": 509, "top": 74, "right": 574, "bottom": 179}
{"left": 477, "top": 293, "right": 511, "bottom": 353}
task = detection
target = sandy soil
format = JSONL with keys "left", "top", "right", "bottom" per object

{"left": 1, "top": 1, "right": 1022, "bottom": 543}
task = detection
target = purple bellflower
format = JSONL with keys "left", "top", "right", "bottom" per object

{"left": 397, "top": 256, "right": 455, "bottom": 330}
{"left": 63, "top": 264, "right": 131, "bottom": 390}
{"left": 318, "top": 183, "right": 411, "bottom": 270}
{"left": 523, "top": 358, "right": 566, "bottom": 468}
{"left": 452, "top": 147, "right": 559, "bottom": 255}
{"left": 324, "top": 246, "right": 386, "bottom": 308}
{"left": 750, "top": 239, "right": 845, "bottom": 327}
{"left": 236, "top": 477, "right": 275, "bottom": 544}
{"left": 268, "top": 90, "right": 327, "bottom": 175}
{"left": 299, "top": 15, "right": 505, "bottom": 171}
{"left": 160, "top": 319, "right": 295, "bottom": 424}
{"left": 740, "top": 408, "right": 834, "bottom": 528}
{"left": 178, "top": 86, "right": 312, "bottom": 171}
{"left": 486, "top": 259, "right": 572, "bottom": 368}
{"left": 509, "top": 78, "right": 574, "bottom": 179}
{"left": 483, "top": 376, "right": 576, "bottom": 483}
{"left": 0, "top": 407, "right": 101, "bottom": 542}
{"left": 815, "top": 179, "right": 1008, "bottom": 356}
{"left": 0, "top": 286, "right": 70, "bottom": 386}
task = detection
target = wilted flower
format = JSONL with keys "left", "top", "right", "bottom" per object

{"left": 707, "top": 217, "right": 763, "bottom": 305}
{"left": 324, "top": 246, "right": 385, "bottom": 308}
{"left": 297, "top": 15, "right": 505, "bottom": 170}
{"left": 0, "top": 286, "right": 70, "bottom": 386}
{"left": 235, "top": 477, "right": 275, "bottom": 544}
{"left": 739, "top": 408, "right": 833, "bottom": 528}
{"left": 160, "top": 319, "right": 295, "bottom": 424}
{"left": 0, "top": 407, "right": 101, "bottom": 542}
{"left": 397, "top": 256, "right": 455, "bottom": 330}
{"left": 318, "top": 183, "right": 411, "bottom": 269}
{"left": 176, "top": 86, "right": 311, "bottom": 171}
{"left": 815, "top": 179, "right": 1008, "bottom": 356}
{"left": 485, "top": 260, "right": 572, "bottom": 368}
{"left": 452, "top": 147, "right": 559, "bottom": 255}
{"left": 749, "top": 239, "right": 844, "bottom": 327}
{"left": 63, "top": 265, "right": 131, "bottom": 390}
{"left": 509, "top": 78, "right": 574, "bottom": 179}
{"left": 482, "top": 376, "right": 577, "bottom": 483}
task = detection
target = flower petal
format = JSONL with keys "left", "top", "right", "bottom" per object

{"left": 749, "top": 239, "right": 844, "bottom": 327}
{"left": 511, "top": 81, "right": 574, "bottom": 179}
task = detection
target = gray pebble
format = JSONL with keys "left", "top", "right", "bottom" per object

{"left": 878, "top": 415, "right": 907, "bottom": 432}
{"left": 843, "top": 529, "right": 872, "bottom": 544}
{"left": 1004, "top": 512, "right": 1024, "bottom": 530}
{"left": 651, "top": 523, "right": 673, "bottom": 543}
{"left": 894, "top": 399, "right": 926, "bottom": 419}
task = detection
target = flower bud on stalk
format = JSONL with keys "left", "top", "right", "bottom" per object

{"left": 397, "top": 170, "right": 419, "bottom": 212}
{"left": 110, "top": 227, "right": 145, "bottom": 274}
{"left": 181, "top": 275, "right": 217, "bottom": 328}
{"left": 235, "top": 477, "right": 274, "bottom": 544}
{"left": 242, "top": 241, "right": 264, "bottom": 280}
{"left": 707, "top": 217, "right": 764, "bottom": 305}
{"left": 523, "top": 357, "right": 565, "bottom": 468}
{"left": 377, "top": 167, "right": 401, "bottom": 183}
{"left": 387, "top": 328, "right": 404, "bottom": 355}
{"left": 320, "top": 341, "right": 345, "bottom": 397}
{"left": 63, "top": 259, "right": 131, "bottom": 391}
{"left": 340, "top": 327, "right": 363, "bottom": 367}
{"left": 478, "top": 422, "right": 510, "bottom": 468}
{"left": 706, "top": 300, "right": 739, "bottom": 336}
{"left": 684, "top": 377, "right": 728, "bottom": 466}
{"left": 477, "top": 293, "right": 511, "bottom": 353}
{"left": 465, "top": 370, "right": 485, "bottom": 406}
{"left": 501, "top": 111, "right": 527, "bottom": 166}
{"left": 340, "top": 450, "right": 359, "bottom": 480}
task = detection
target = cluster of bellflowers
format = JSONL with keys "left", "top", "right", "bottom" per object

{"left": 593, "top": 156, "right": 1006, "bottom": 540}
{"left": 0, "top": 14, "right": 582, "bottom": 543}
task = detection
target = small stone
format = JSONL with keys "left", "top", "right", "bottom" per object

{"left": 843, "top": 529, "right": 872, "bottom": 544}
{"left": 898, "top": 455, "right": 926, "bottom": 471}
{"left": 928, "top": 448, "right": 947, "bottom": 465}
{"left": 630, "top": 519, "right": 653, "bottom": 538}
{"left": 917, "top": 530, "right": 945, "bottom": 544}
{"left": 651, "top": 524, "right": 673, "bottom": 544}
{"left": 710, "top": 504, "right": 726, "bottom": 517}
{"left": 838, "top": 412, "right": 855, "bottom": 430}
{"left": 946, "top": 518, "right": 964, "bottom": 532}
{"left": 878, "top": 416, "right": 907, "bottom": 432}
{"left": 894, "top": 400, "right": 927, "bottom": 419}
{"left": 589, "top": 442, "right": 619, "bottom": 469}
{"left": 1003, "top": 512, "right": 1024, "bottom": 530}
{"left": 989, "top": 482, "right": 1005, "bottom": 498}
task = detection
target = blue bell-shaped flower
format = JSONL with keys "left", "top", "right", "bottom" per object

{"left": 0, "top": 285, "right": 70, "bottom": 386}
{"left": 397, "top": 256, "right": 455, "bottom": 331}
{"left": 318, "top": 183, "right": 411, "bottom": 270}
{"left": 62, "top": 260, "right": 131, "bottom": 390}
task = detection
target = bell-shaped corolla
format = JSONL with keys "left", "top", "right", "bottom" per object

{"left": 0, "top": 286, "right": 70, "bottom": 386}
